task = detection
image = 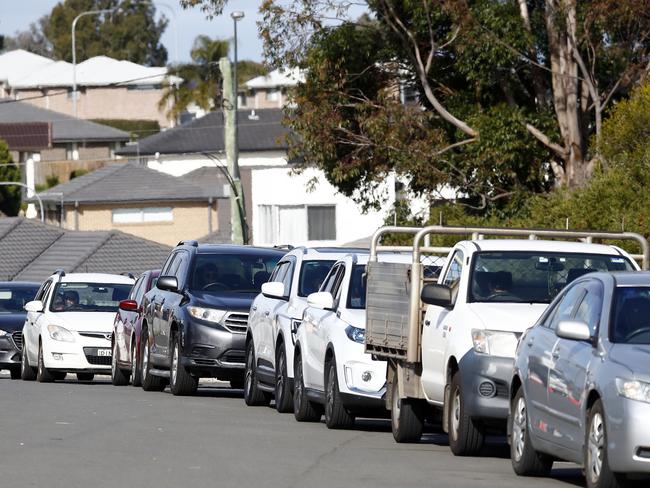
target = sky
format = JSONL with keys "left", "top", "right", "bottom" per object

{"left": 0, "top": 0, "right": 266, "bottom": 64}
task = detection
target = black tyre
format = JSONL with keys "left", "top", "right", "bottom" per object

{"left": 244, "top": 340, "right": 270, "bottom": 406}
{"left": 585, "top": 400, "right": 630, "bottom": 488}
{"left": 9, "top": 367, "right": 21, "bottom": 380}
{"left": 141, "top": 332, "right": 166, "bottom": 392}
{"left": 21, "top": 342, "right": 36, "bottom": 381}
{"left": 130, "top": 337, "right": 142, "bottom": 387}
{"left": 447, "top": 371, "right": 485, "bottom": 456}
{"left": 275, "top": 345, "right": 293, "bottom": 413}
{"left": 293, "top": 351, "right": 323, "bottom": 422}
{"left": 511, "top": 387, "right": 553, "bottom": 476}
{"left": 37, "top": 341, "right": 55, "bottom": 383}
{"left": 111, "top": 340, "right": 130, "bottom": 386}
{"left": 77, "top": 373, "right": 94, "bottom": 382}
{"left": 169, "top": 333, "right": 198, "bottom": 396}
{"left": 325, "top": 358, "right": 354, "bottom": 429}
{"left": 390, "top": 377, "right": 424, "bottom": 443}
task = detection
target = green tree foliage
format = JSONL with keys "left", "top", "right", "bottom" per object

{"left": 0, "top": 141, "right": 22, "bottom": 217}
{"left": 44, "top": 0, "right": 168, "bottom": 65}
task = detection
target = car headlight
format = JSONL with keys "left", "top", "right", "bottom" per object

{"left": 187, "top": 306, "right": 228, "bottom": 324}
{"left": 471, "top": 329, "right": 518, "bottom": 357}
{"left": 0, "top": 329, "right": 7, "bottom": 337}
{"left": 47, "top": 324, "right": 75, "bottom": 342}
{"left": 345, "top": 325, "right": 365, "bottom": 344}
{"left": 616, "top": 379, "right": 650, "bottom": 403}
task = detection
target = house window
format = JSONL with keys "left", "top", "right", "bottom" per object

{"left": 258, "top": 204, "right": 336, "bottom": 244}
{"left": 112, "top": 207, "right": 173, "bottom": 224}
{"left": 265, "top": 89, "right": 279, "bottom": 102}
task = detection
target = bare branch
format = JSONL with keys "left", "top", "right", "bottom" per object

{"left": 525, "top": 123, "right": 568, "bottom": 158}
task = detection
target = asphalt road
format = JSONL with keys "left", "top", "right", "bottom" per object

{"left": 0, "top": 371, "right": 586, "bottom": 488}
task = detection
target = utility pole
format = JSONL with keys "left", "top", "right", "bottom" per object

{"left": 220, "top": 57, "right": 247, "bottom": 244}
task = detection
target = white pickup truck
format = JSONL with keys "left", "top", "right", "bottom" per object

{"left": 364, "top": 225, "right": 648, "bottom": 456}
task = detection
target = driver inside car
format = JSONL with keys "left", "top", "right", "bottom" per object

{"left": 196, "top": 263, "right": 220, "bottom": 289}
{"left": 63, "top": 290, "right": 80, "bottom": 310}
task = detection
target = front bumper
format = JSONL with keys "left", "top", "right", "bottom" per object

{"left": 42, "top": 335, "right": 111, "bottom": 373}
{"left": 181, "top": 320, "right": 246, "bottom": 377}
{"left": 0, "top": 334, "right": 20, "bottom": 368}
{"left": 337, "top": 343, "right": 387, "bottom": 411}
{"left": 606, "top": 397, "right": 650, "bottom": 473}
{"left": 458, "top": 350, "right": 513, "bottom": 420}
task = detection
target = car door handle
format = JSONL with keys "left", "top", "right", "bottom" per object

{"left": 424, "top": 320, "right": 431, "bottom": 326}
{"left": 526, "top": 339, "right": 534, "bottom": 347}
{"left": 264, "top": 311, "right": 270, "bottom": 317}
{"left": 252, "top": 306, "right": 257, "bottom": 312}
{"left": 552, "top": 349, "right": 560, "bottom": 359}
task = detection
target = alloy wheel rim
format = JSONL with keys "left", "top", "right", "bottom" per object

{"left": 111, "top": 342, "right": 117, "bottom": 378}
{"left": 295, "top": 360, "right": 303, "bottom": 410}
{"left": 171, "top": 342, "right": 179, "bottom": 386}
{"left": 451, "top": 388, "right": 461, "bottom": 440}
{"left": 513, "top": 396, "right": 527, "bottom": 462}
{"left": 131, "top": 341, "right": 137, "bottom": 374}
{"left": 588, "top": 412, "right": 604, "bottom": 482}
{"left": 245, "top": 348, "right": 253, "bottom": 397}
{"left": 38, "top": 345, "right": 43, "bottom": 376}
{"left": 21, "top": 345, "right": 27, "bottom": 373}
{"left": 392, "top": 383, "right": 400, "bottom": 429}
{"left": 142, "top": 339, "right": 149, "bottom": 378}
{"left": 276, "top": 353, "right": 284, "bottom": 400}
{"left": 326, "top": 364, "right": 335, "bottom": 418}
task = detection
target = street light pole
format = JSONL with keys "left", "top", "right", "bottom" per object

{"left": 231, "top": 11, "right": 244, "bottom": 181}
{"left": 72, "top": 8, "right": 117, "bottom": 118}
{"left": 0, "top": 182, "right": 44, "bottom": 223}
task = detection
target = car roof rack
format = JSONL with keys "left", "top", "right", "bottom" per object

{"left": 273, "top": 244, "right": 294, "bottom": 250}
{"left": 53, "top": 268, "right": 66, "bottom": 277}
{"left": 178, "top": 240, "right": 199, "bottom": 247}
{"left": 122, "top": 272, "right": 135, "bottom": 279}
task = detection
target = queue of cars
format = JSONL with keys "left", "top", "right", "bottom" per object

{"left": 2, "top": 225, "right": 649, "bottom": 488}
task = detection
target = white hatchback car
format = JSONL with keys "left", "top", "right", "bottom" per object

{"left": 21, "top": 271, "right": 134, "bottom": 383}
{"left": 293, "top": 252, "right": 443, "bottom": 429}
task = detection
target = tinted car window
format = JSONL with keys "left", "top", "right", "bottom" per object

{"left": 470, "top": 252, "right": 633, "bottom": 304}
{"left": 347, "top": 265, "right": 367, "bottom": 310}
{"left": 0, "top": 285, "right": 39, "bottom": 313}
{"left": 611, "top": 287, "right": 650, "bottom": 344}
{"left": 547, "top": 283, "right": 587, "bottom": 330}
{"left": 129, "top": 276, "right": 145, "bottom": 300}
{"left": 190, "top": 253, "right": 281, "bottom": 293}
{"left": 50, "top": 282, "right": 133, "bottom": 312}
{"left": 443, "top": 251, "right": 463, "bottom": 288}
{"left": 573, "top": 281, "right": 604, "bottom": 335}
{"left": 298, "top": 260, "right": 335, "bottom": 297}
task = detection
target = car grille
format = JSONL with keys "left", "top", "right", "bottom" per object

{"left": 79, "top": 332, "right": 112, "bottom": 341}
{"left": 11, "top": 331, "right": 22, "bottom": 351}
{"left": 495, "top": 381, "right": 509, "bottom": 398}
{"left": 223, "top": 312, "right": 248, "bottom": 334}
{"left": 220, "top": 350, "right": 245, "bottom": 364}
{"left": 83, "top": 348, "right": 111, "bottom": 365}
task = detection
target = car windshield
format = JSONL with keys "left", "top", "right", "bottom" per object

{"left": 469, "top": 251, "right": 634, "bottom": 304}
{"left": 347, "top": 265, "right": 367, "bottom": 310}
{"left": 190, "top": 253, "right": 281, "bottom": 293}
{"left": 298, "top": 260, "right": 335, "bottom": 297}
{"left": 50, "top": 282, "right": 132, "bottom": 313}
{"left": 0, "top": 286, "right": 39, "bottom": 313}
{"left": 611, "top": 287, "right": 650, "bottom": 344}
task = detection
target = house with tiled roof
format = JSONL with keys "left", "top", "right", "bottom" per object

{"left": 116, "top": 108, "right": 393, "bottom": 247}
{"left": 0, "top": 217, "right": 170, "bottom": 282}
{"left": 35, "top": 163, "right": 231, "bottom": 246}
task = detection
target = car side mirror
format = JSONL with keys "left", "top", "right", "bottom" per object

{"left": 421, "top": 284, "right": 452, "bottom": 308}
{"left": 24, "top": 300, "right": 44, "bottom": 313}
{"left": 157, "top": 276, "right": 179, "bottom": 293}
{"left": 119, "top": 299, "right": 139, "bottom": 312}
{"left": 556, "top": 320, "right": 592, "bottom": 342}
{"left": 261, "top": 281, "right": 286, "bottom": 300}
{"left": 307, "top": 291, "right": 334, "bottom": 311}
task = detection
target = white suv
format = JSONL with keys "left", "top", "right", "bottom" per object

{"left": 292, "top": 253, "right": 425, "bottom": 429}
{"left": 21, "top": 271, "right": 134, "bottom": 383}
{"left": 244, "top": 247, "right": 363, "bottom": 412}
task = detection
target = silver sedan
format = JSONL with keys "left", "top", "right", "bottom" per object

{"left": 509, "top": 271, "right": 650, "bottom": 488}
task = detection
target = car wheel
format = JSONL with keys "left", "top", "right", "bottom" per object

{"left": 243, "top": 340, "right": 271, "bottom": 406}
{"left": 390, "top": 376, "right": 424, "bottom": 443}
{"left": 141, "top": 332, "right": 166, "bottom": 392}
{"left": 510, "top": 387, "right": 553, "bottom": 476}
{"left": 447, "top": 371, "right": 484, "bottom": 456}
{"left": 325, "top": 357, "right": 354, "bottom": 429}
{"left": 130, "top": 338, "right": 142, "bottom": 387}
{"left": 37, "top": 341, "right": 55, "bottom": 383}
{"left": 9, "top": 367, "right": 21, "bottom": 380}
{"left": 585, "top": 399, "right": 630, "bottom": 488}
{"left": 275, "top": 345, "right": 293, "bottom": 413}
{"left": 169, "top": 333, "right": 198, "bottom": 396}
{"left": 111, "top": 340, "right": 129, "bottom": 386}
{"left": 21, "top": 342, "right": 36, "bottom": 381}
{"left": 77, "top": 373, "right": 94, "bottom": 382}
{"left": 293, "top": 351, "right": 323, "bottom": 422}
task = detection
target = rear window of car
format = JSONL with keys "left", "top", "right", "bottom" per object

{"left": 0, "top": 286, "right": 39, "bottom": 313}
{"left": 50, "top": 282, "right": 133, "bottom": 313}
{"left": 190, "top": 253, "right": 282, "bottom": 293}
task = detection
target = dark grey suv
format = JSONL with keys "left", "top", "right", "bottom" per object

{"left": 140, "top": 241, "right": 285, "bottom": 395}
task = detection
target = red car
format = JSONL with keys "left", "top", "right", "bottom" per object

{"left": 111, "top": 269, "right": 160, "bottom": 386}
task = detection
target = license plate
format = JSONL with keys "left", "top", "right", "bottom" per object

{"left": 97, "top": 348, "right": 112, "bottom": 357}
